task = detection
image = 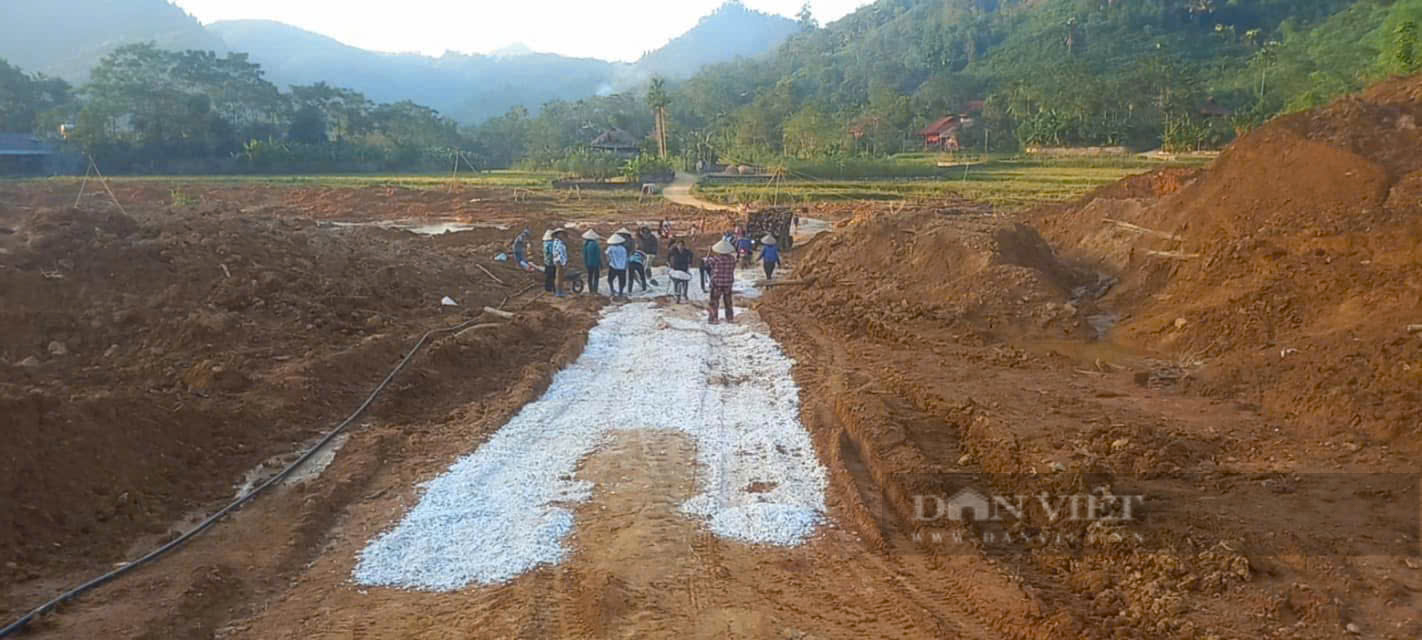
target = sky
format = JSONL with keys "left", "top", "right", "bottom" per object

{"left": 170, "top": 0, "right": 872, "bottom": 62}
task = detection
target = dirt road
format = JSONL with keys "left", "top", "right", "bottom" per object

{"left": 664, "top": 172, "right": 736, "bottom": 212}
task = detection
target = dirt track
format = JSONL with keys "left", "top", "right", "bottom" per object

{"left": 4, "top": 78, "right": 1422, "bottom": 640}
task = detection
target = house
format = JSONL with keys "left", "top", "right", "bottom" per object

{"left": 1199, "top": 97, "right": 1234, "bottom": 119}
{"left": 915, "top": 116, "right": 965, "bottom": 151}
{"left": 589, "top": 128, "right": 641, "bottom": 156}
{"left": 0, "top": 133, "right": 57, "bottom": 176}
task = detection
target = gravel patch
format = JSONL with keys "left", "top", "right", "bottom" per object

{"left": 354, "top": 272, "right": 826, "bottom": 591}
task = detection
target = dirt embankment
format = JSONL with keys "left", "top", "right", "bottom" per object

{"left": 0, "top": 185, "right": 590, "bottom": 608}
{"left": 761, "top": 102, "right": 1422, "bottom": 635}
{"left": 781, "top": 200, "right": 1097, "bottom": 346}
{"left": 1034, "top": 73, "right": 1422, "bottom": 450}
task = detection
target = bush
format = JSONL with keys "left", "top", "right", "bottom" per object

{"left": 622, "top": 154, "right": 676, "bottom": 181}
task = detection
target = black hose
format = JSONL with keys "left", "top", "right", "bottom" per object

{"left": 1, "top": 317, "right": 487, "bottom": 637}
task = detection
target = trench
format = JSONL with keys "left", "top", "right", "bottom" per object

{"left": 352, "top": 266, "right": 829, "bottom": 591}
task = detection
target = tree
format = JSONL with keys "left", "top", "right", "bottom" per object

{"left": 290, "top": 82, "right": 373, "bottom": 143}
{"left": 647, "top": 76, "right": 671, "bottom": 158}
{"left": 288, "top": 105, "right": 327, "bottom": 144}
{"left": 1393, "top": 20, "right": 1419, "bottom": 74}
{"left": 0, "top": 58, "right": 71, "bottom": 133}
{"left": 782, "top": 104, "right": 838, "bottom": 158}
{"left": 797, "top": 3, "right": 818, "bottom": 31}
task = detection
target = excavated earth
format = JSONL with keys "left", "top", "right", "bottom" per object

{"left": 2, "top": 76, "right": 1421, "bottom": 640}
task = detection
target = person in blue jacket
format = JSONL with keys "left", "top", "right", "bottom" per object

{"left": 758, "top": 234, "right": 781, "bottom": 280}
{"left": 737, "top": 233, "right": 755, "bottom": 267}
{"left": 581, "top": 230, "right": 602, "bottom": 295}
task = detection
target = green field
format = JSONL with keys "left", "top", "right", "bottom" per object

{"left": 28, "top": 170, "right": 563, "bottom": 189}
{"left": 694, "top": 158, "right": 1206, "bottom": 208}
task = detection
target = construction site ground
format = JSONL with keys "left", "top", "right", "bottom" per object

{"left": 4, "top": 78, "right": 1422, "bottom": 640}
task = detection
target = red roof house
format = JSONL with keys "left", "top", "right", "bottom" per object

{"left": 916, "top": 116, "right": 963, "bottom": 151}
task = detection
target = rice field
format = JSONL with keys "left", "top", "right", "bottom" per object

{"left": 693, "top": 159, "right": 1204, "bottom": 208}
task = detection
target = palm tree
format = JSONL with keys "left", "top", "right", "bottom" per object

{"left": 647, "top": 77, "right": 670, "bottom": 158}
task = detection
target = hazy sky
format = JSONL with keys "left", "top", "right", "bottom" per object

{"left": 171, "top": 0, "right": 871, "bottom": 61}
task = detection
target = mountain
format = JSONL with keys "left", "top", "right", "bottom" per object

{"left": 0, "top": 0, "right": 801, "bottom": 124}
{"left": 635, "top": 1, "right": 799, "bottom": 78}
{"left": 208, "top": 19, "right": 618, "bottom": 123}
{"left": 0, "top": 0, "right": 226, "bottom": 82}
{"left": 210, "top": 1, "right": 801, "bottom": 122}
{"left": 490, "top": 43, "right": 536, "bottom": 58}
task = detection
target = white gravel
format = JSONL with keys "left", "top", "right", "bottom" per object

{"left": 354, "top": 269, "right": 827, "bottom": 591}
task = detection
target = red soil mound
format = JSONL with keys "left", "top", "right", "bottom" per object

{"left": 1035, "top": 73, "right": 1422, "bottom": 448}
{"left": 778, "top": 201, "right": 1090, "bottom": 344}
{"left": 0, "top": 194, "right": 569, "bottom": 588}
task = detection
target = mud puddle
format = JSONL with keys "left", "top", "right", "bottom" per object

{"left": 322, "top": 220, "right": 510, "bottom": 235}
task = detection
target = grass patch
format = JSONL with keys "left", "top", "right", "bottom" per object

{"left": 31, "top": 170, "right": 562, "bottom": 189}
{"left": 695, "top": 159, "right": 1204, "bottom": 207}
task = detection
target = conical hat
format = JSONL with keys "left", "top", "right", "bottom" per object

{"left": 712, "top": 239, "right": 734, "bottom": 255}
{"left": 616, "top": 227, "right": 632, "bottom": 236}
{"left": 608, "top": 235, "right": 626, "bottom": 245}
{"left": 542, "top": 230, "right": 554, "bottom": 241}
{"left": 761, "top": 235, "right": 777, "bottom": 246}
{"left": 582, "top": 230, "right": 600, "bottom": 240}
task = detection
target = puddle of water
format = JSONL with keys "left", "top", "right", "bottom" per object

{"left": 324, "top": 220, "right": 509, "bottom": 236}
{"left": 233, "top": 433, "right": 351, "bottom": 499}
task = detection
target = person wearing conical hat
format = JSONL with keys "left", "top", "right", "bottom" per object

{"left": 605, "top": 233, "right": 629, "bottom": 298}
{"left": 705, "top": 238, "right": 737, "bottom": 324}
{"left": 581, "top": 230, "right": 603, "bottom": 295}
{"left": 758, "top": 233, "right": 781, "bottom": 281}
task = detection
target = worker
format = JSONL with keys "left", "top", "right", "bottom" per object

{"left": 705, "top": 238, "right": 737, "bottom": 324}
{"left": 667, "top": 239, "right": 694, "bottom": 303}
{"left": 759, "top": 234, "right": 781, "bottom": 280}
{"left": 546, "top": 229, "right": 569, "bottom": 297}
{"left": 638, "top": 226, "right": 659, "bottom": 266}
{"left": 582, "top": 230, "right": 602, "bottom": 295}
{"left": 541, "top": 230, "right": 556, "bottom": 293}
{"left": 512, "top": 228, "right": 530, "bottom": 270}
{"left": 698, "top": 246, "right": 714, "bottom": 292}
{"left": 628, "top": 246, "right": 649, "bottom": 294}
{"left": 605, "top": 234, "right": 629, "bottom": 298}
{"left": 737, "top": 232, "right": 754, "bottom": 267}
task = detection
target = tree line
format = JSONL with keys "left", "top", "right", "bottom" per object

{"left": 4, "top": 0, "right": 1421, "bottom": 175}
{"left": 3, "top": 43, "right": 469, "bottom": 173}
{"left": 470, "top": 0, "right": 1422, "bottom": 168}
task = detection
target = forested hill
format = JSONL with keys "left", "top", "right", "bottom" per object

{"left": 635, "top": 3, "right": 800, "bottom": 78}
{"left": 620, "top": 0, "right": 1422, "bottom": 160}
{"left": 0, "top": 0, "right": 225, "bottom": 81}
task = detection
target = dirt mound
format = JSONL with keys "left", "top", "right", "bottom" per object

{"left": 775, "top": 203, "right": 1091, "bottom": 344}
{"left": 0, "top": 193, "right": 569, "bottom": 590}
{"left": 1035, "top": 72, "right": 1422, "bottom": 448}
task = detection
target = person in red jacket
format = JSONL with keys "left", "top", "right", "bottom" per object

{"left": 705, "top": 238, "right": 737, "bottom": 324}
